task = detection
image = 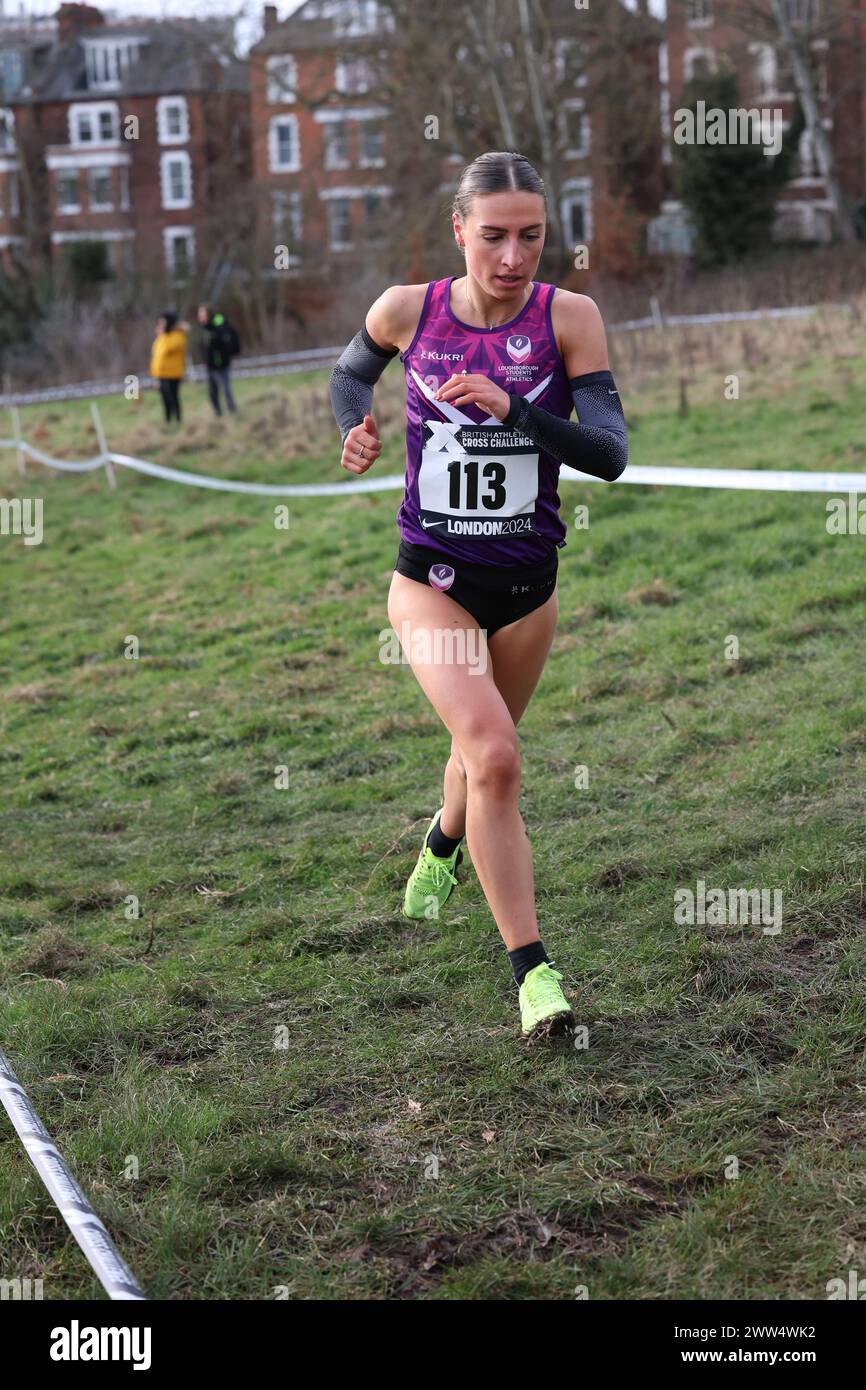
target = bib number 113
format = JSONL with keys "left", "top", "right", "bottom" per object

{"left": 448, "top": 458, "right": 506, "bottom": 512}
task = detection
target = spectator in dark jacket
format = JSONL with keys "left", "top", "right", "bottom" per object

{"left": 198, "top": 304, "right": 239, "bottom": 417}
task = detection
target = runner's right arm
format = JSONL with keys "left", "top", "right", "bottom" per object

{"left": 328, "top": 327, "right": 398, "bottom": 446}
{"left": 329, "top": 286, "right": 421, "bottom": 474}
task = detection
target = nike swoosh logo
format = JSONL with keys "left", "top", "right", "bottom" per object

{"left": 608, "top": 389, "right": 618, "bottom": 394}
{"left": 421, "top": 519, "right": 448, "bottom": 528}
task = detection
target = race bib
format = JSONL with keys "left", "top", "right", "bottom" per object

{"left": 417, "top": 421, "right": 539, "bottom": 540}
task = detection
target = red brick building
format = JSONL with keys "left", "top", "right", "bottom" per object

{"left": 661, "top": 0, "right": 866, "bottom": 243}
{"left": 248, "top": 1, "right": 392, "bottom": 271}
{"left": 4, "top": 3, "right": 250, "bottom": 281}
{"left": 248, "top": 0, "right": 663, "bottom": 278}
{"left": 0, "top": 14, "right": 56, "bottom": 264}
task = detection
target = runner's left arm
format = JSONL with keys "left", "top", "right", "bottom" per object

{"left": 502, "top": 371, "right": 628, "bottom": 482}
{"left": 500, "top": 291, "right": 627, "bottom": 482}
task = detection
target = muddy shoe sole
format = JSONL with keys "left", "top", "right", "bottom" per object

{"left": 524, "top": 1009, "right": 576, "bottom": 1043}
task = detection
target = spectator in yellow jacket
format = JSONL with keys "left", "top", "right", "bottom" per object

{"left": 150, "top": 313, "right": 189, "bottom": 425}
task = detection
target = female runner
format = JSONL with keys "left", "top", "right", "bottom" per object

{"left": 329, "top": 150, "right": 627, "bottom": 1040}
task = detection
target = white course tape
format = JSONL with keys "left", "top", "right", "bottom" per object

{"left": 561, "top": 463, "right": 866, "bottom": 493}
{"left": 3, "top": 436, "right": 865, "bottom": 497}
{"left": 0, "top": 1047, "right": 146, "bottom": 1300}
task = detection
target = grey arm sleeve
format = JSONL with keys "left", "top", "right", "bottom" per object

{"left": 329, "top": 324, "right": 399, "bottom": 444}
{"left": 502, "top": 369, "right": 628, "bottom": 481}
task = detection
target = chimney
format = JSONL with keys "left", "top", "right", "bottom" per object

{"left": 56, "top": 4, "right": 105, "bottom": 47}
{"left": 264, "top": 5, "right": 278, "bottom": 34}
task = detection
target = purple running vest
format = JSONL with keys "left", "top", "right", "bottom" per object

{"left": 397, "top": 275, "right": 573, "bottom": 566}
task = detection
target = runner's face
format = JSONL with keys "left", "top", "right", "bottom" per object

{"left": 456, "top": 192, "right": 546, "bottom": 297}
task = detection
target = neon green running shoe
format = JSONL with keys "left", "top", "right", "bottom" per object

{"left": 402, "top": 808, "right": 464, "bottom": 920}
{"left": 518, "top": 962, "right": 575, "bottom": 1040}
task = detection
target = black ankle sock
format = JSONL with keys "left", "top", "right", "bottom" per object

{"left": 427, "top": 817, "right": 463, "bottom": 859}
{"left": 508, "top": 939, "right": 549, "bottom": 986}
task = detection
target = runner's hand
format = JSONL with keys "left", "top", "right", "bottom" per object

{"left": 341, "top": 414, "right": 381, "bottom": 474}
{"left": 435, "top": 373, "right": 511, "bottom": 421}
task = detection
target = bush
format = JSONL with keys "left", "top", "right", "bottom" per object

{"left": 673, "top": 71, "right": 804, "bottom": 268}
{"left": 64, "top": 240, "right": 112, "bottom": 294}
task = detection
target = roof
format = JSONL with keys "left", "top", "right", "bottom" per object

{"left": 29, "top": 20, "right": 248, "bottom": 103}
{"left": 251, "top": 0, "right": 661, "bottom": 56}
{"left": 251, "top": 0, "right": 390, "bottom": 55}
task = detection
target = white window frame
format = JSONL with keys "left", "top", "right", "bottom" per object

{"left": 83, "top": 36, "right": 146, "bottom": 92}
{"left": 0, "top": 50, "right": 24, "bottom": 102}
{"left": 326, "top": 195, "right": 353, "bottom": 250}
{"left": 157, "top": 96, "right": 189, "bottom": 146}
{"left": 320, "top": 184, "right": 390, "bottom": 250}
{"left": 358, "top": 116, "right": 385, "bottom": 168}
{"left": 119, "top": 164, "right": 130, "bottom": 210}
{"left": 782, "top": 0, "right": 820, "bottom": 23}
{"left": 69, "top": 102, "right": 120, "bottom": 147}
{"left": 687, "top": 0, "right": 713, "bottom": 25}
{"left": 51, "top": 228, "right": 134, "bottom": 247}
{"left": 561, "top": 177, "right": 593, "bottom": 246}
{"left": 163, "top": 225, "right": 196, "bottom": 277}
{"left": 268, "top": 114, "right": 300, "bottom": 172}
{"left": 334, "top": 57, "right": 374, "bottom": 95}
{"left": 554, "top": 38, "right": 587, "bottom": 87}
{"left": 266, "top": 54, "right": 297, "bottom": 103}
{"left": 335, "top": 0, "right": 393, "bottom": 36}
{"left": 55, "top": 167, "right": 81, "bottom": 214}
{"left": 88, "top": 164, "right": 113, "bottom": 212}
{"left": 749, "top": 41, "right": 795, "bottom": 102}
{"left": 272, "top": 188, "right": 303, "bottom": 263}
{"left": 559, "top": 99, "right": 590, "bottom": 160}
{"left": 324, "top": 119, "right": 350, "bottom": 170}
{"left": 362, "top": 188, "right": 385, "bottom": 237}
{"left": 683, "top": 47, "right": 717, "bottom": 82}
{"left": 0, "top": 107, "right": 14, "bottom": 154}
{"left": 160, "top": 150, "right": 192, "bottom": 210}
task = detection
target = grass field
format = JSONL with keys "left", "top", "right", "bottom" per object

{"left": 1, "top": 315, "right": 865, "bottom": 1300}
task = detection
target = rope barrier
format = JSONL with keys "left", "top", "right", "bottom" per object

{"left": 0, "top": 1046, "right": 146, "bottom": 1300}
{"left": 3, "top": 432, "right": 864, "bottom": 497}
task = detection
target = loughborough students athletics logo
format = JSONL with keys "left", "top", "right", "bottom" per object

{"left": 506, "top": 334, "right": 532, "bottom": 363}
{"left": 428, "top": 562, "right": 455, "bottom": 592}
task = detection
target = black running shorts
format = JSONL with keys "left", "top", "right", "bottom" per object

{"left": 394, "top": 539, "right": 558, "bottom": 639}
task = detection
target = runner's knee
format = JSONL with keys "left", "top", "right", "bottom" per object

{"left": 463, "top": 731, "right": 520, "bottom": 793}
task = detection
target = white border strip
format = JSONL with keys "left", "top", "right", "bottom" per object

{"left": 3, "top": 435, "right": 865, "bottom": 497}
{"left": 0, "top": 1047, "right": 146, "bottom": 1300}
{"left": 560, "top": 464, "right": 866, "bottom": 493}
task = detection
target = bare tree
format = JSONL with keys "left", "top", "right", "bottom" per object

{"left": 375, "top": 0, "right": 661, "bottom": 278}
{"left": 714, "top": 0, "right": 862, "bottom": 242}
{"left": 769, "top": 0, "right": 857, "bottom": 241}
